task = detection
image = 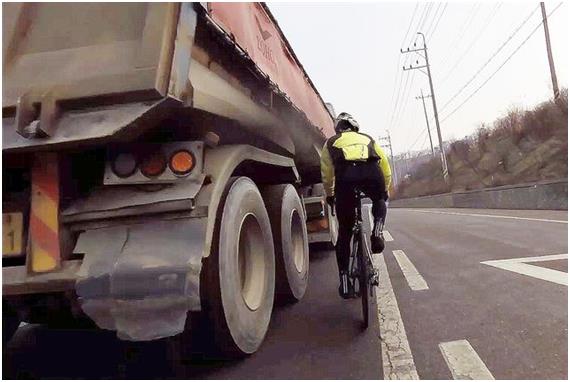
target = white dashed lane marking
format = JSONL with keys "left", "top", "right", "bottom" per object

{"left": 439, "top": 339, "right": 495, "bottom": 380}
{"left": 374, "top": 253, "right": 419, "bottom": 380}
{"left": 383, "top": 230, "right": 394, "bottom": 242}
{"left": 481, "top": 254, "right": 568, "bottom": 286}
{"left": 392, "top": 250, "right": 429, "bottom": 291}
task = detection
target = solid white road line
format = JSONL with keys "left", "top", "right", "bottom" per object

{"left": 404, "top": 209, "right": 568, "bottom": 224}
{"left": 392, "top": 250, "right": 429, "bottom": 291}
{"left": 439, "top": 340, "right": 495, "bottom": 380}
{"left": 374, "top": 253, "right": 419, "bottom": 380}
{"left": 483, "top": 253, "right": 568, "bottom": 264}
{"left": 481, "top": 254, "right": 568, "bottom": 286}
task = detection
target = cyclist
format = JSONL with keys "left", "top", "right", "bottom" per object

{"left": 320, "top": 112, "right": 392, "bottom": 298}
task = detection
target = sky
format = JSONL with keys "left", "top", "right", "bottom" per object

{"left": 268, "top": 1, "right": 569, "bottom": 155}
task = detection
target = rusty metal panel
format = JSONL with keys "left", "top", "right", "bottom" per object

{"left": 2, "top": 3, "right": 179, "bottom": 108}
{"left": 189, "top": 60, "right": 296, "bottom": 154}
{"left": 206, "top": 3, "right": 335, "bottom": 137}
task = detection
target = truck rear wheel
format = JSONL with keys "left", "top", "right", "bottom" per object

{"left": 262, "top": 184, "right": 309, "bottom": 302}
{"left": 202, "top": 177, "right": 275, "bottom": 357}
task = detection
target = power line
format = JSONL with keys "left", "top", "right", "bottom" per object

{"left": 408, "top": 128, "right": 429, "bottom": 152}
{"left": 438, "top": 3, "right": 503, "bottom": 83}
{"left": 435, "top": 3, "right": 479, "bottom": 67}
{"left": 392, "top": 70, "right": 417, "bottom": 131}
{"left": 420, "top": 129, "right": 430, "bottom": 150}
{"left": 386, "top": 58, "right": 407, "bottom": 127}
{"left": 423, "top": 2, "right": 442, "bottom": 37}
{"left": 388, "top": 68, "right": 410, "bottom": 130}
{"left": 439, "top": 3, "right": 484, "bottom": 74}
{"left": 401, "top": 2, "right": 420, "bottom": 49}
{"left": 427, "top": 3, "right": 448, "bottom": 40}
{"left": 385, "top": 2, "right": 420, "bottom": 129}
{"left": 409, "top": 2, "right": 430, "bottom": 46}
{"left": 439, "top": 4, "right": 540, "bottom": 113}
{"left": 418, "top": 3, "right": 435, "bottom": 33}
{"left": 401, "top": 32, "right": 450, "bottom": 180}
{"left": 440, "top": 1, "right": 564, "bottom": 123}
{"left": 453, "top": 3, "right": 483, "bottom": 47}
{"left": 393, "top": 4, "right": 441, "bottom": 132}
{"left": 392, "top": 62, "right": 418, "bottom": 131}
{"left": 391, "top": 3, "right": 437, "bottom": 135}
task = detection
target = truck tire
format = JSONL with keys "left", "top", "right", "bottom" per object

{"left": 3, "top": 300, "right": 20, "bottom": 347}
{"left": 202, "top": 177, "right": 275, "bottom": 357}
{"left": 262, "top": 184, "right": 309, "bottom": 303}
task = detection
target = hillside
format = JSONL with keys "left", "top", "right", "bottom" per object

{"left": 395, "top": 89, "right": 568, "bottom": 199}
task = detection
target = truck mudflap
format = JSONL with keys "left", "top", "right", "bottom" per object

{"left": 73, "top": 217, "right": 205, "bottom": 341}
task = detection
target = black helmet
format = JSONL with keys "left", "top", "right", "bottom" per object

{"left": 334, "top": 112, "right": 360, "bottom": 133}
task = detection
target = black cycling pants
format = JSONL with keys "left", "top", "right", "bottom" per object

{"left": 335, "top": 180, "right": 387, "bottom": 275}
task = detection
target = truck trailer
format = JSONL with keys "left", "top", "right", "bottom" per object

{"left": 2, "top": 2, "right": 338, "bottom": 356}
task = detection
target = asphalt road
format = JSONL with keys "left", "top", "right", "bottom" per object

{"left": 3, "top": 208, "right": 568, "bottom": 379}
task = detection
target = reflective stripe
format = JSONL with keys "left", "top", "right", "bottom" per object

{"left": 29, "top": 153, "right": 61, "bottom": 273}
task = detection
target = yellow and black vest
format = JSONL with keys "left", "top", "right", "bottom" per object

{"left": 326, "top": 131, "right": 380, "bottom": 165}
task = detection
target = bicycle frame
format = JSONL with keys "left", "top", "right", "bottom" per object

{"left": 348, "top": 191, "right": 375, "bottom": 294}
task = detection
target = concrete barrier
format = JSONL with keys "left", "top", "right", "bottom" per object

{"left": 390, "top": 179, "right": 568, "bottom": 210}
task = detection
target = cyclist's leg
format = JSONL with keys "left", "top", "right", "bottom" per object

{"left": 335, "top": 185, "right": 355, "bottom": 274}
{"left": 361, "top": 181, "right": 388, "bottom": 253}
{"left": 334, "top": 183, "right": 356, "bottom": 297}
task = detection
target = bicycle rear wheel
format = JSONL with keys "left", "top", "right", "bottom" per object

{"left": 357, "top": 234, "right": 371, "bottom": 329}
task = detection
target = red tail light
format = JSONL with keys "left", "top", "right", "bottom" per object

{"left": 140, "top": 153, "right": 167, "bottom": 178}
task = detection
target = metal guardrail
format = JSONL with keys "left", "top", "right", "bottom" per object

{"left": 390, "top": 179, "right": 568, "bottom": 210}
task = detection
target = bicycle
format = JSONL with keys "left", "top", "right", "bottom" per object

{"left": 347, "top": 189, "right": 380, "bottom": 329}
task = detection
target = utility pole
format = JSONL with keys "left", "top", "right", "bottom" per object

{"left": 401, "top": 32, "right": 449, "bottom": 182}
{"left": 540, "top": 2, "right": 560, "bottom": 100}
{"left": 416, "top": 89, "right": 435, "bottom": 157}
{"left": 378, "top": 131, "right": 398, "bottom": 188}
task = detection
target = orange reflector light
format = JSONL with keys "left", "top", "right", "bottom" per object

{"left": 169, "top": 150, "right": 195, "bottom": 176}
{"left": 141, "top": 153, "right": 167, "bottom": 178}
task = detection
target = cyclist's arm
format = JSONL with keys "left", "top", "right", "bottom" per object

{"left": 373, "top": 142, "right": 392, "bottom": 191}
{"left": 320, "top": 143, "right": 335, "bottom": 197}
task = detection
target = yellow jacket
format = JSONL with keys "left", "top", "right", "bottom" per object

{"left": 320, "top": 131, "right": 392, "bottom": 197}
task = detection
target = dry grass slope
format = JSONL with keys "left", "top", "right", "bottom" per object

{"left": 396, "top": 89, "right": 568, "bottom": 199}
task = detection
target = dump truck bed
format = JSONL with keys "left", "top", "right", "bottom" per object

{"left": 2, "top": 3, "right": 178, "bottom": 107}
{"left": 2, "top": 3, "right": 334, "bottom": 154}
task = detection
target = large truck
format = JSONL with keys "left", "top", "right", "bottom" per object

{"left": 2, "top": 3, "right": 339, "bottom": 356}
